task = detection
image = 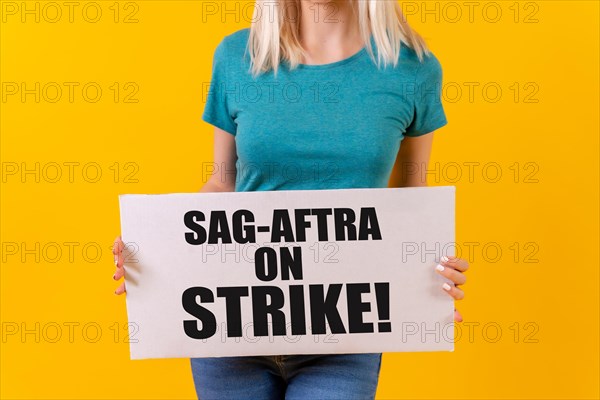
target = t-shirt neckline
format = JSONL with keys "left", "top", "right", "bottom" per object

{"left": 295, "top": 35, "right": 374, "bottom": 70}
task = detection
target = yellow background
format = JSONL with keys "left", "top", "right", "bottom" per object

{"left": 1, "top": 1, "right": 598, "bottom": 399}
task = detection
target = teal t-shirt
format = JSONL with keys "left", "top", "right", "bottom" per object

{"left": 203, "top": 28, "right": 447, "bottom": 192}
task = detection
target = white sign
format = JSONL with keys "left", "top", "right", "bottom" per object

{"left": 118, "top": 186, "right": 455, "bottom": 360}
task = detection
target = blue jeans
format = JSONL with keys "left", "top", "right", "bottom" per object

{"left": 190, "top": 353, "right": 382, "bottom": 400}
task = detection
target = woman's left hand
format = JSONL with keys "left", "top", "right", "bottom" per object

{"left": 435, "top": 255, "right": 469, "bottom": 322}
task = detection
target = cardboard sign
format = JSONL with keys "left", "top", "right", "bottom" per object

{"left": 118, "top": 186, "right": 455, "bottom": 360}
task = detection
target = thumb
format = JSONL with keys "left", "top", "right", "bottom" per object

{"left": 454, "top": 308, "right": 463, "bottom": 322}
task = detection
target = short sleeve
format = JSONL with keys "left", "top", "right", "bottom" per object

{"left": 404, "top": 52, "right": 448, "bottom": 137}
{"left": 202, "top": 39, "right": 237, "bottom": 136}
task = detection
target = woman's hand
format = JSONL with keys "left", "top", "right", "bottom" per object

{"left": 435, "top": 255, "right": 469, "bottom": 322}
{"left": 112, "top": 236, "right": 126, "bottom": 295}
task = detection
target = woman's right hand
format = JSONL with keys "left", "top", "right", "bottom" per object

{"left": 112, "top": 235, "right": 126, "bottom": 295}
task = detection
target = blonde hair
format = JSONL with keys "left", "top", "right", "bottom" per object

{"left": 248, "top": 0, "right": 430, "bottom": 76}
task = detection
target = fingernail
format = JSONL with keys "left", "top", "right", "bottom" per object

{"left": 443, "top": 282, "right": 452, "bottom": 291}
{"left": 112, "top": 274, "right": 117, "bottom": 280}
{"left": 441, "top": 256, "right": 449, "bottom": 262}
{"left": 435, "top": 264, "right": 445, "bottom": 272}
{"left": 114, "top": 257, "right": 118, "bottom": 267}
{"left": 114, "top": 290, "right": 118, "bottom": 295}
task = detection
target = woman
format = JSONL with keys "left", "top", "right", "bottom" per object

{"left": 113, "top": 0, "right": 469, "bottom": 398}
